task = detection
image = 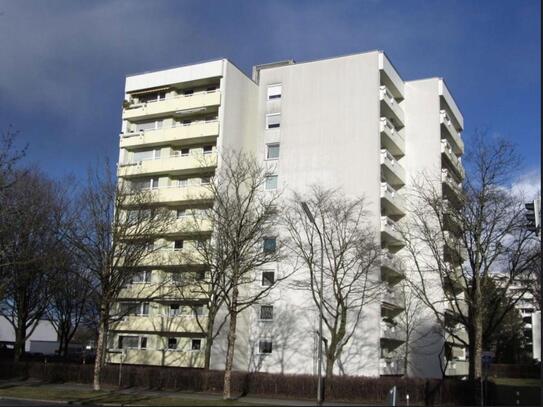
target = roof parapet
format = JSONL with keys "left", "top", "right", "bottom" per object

{"left": 252, "top": 59, "right": 296, "bottom": 83}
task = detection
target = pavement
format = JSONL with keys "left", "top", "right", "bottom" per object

{"left": 0, "top": 380, "right": 368, "bottom": 406}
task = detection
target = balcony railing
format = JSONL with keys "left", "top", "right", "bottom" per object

{"left": 380, "top": 322, "right": 406, "bottom": 342}
{"left": 380, "top": 182, "right": 405, "bottom": 217}
{"left": 120, "top": 120, "right": 219, "bottom": 149}
{"left": 381, "top": 251, "right": 404, "bottom": 282}
{"left": 380, "top": 117, "right": 405, "bottom": 157}
{"left": 445, "top": 359, "right": 469, "bottom": 376}
{"left": 442, "top": 169, "right": 463, "bottom": 204}
{"left": 444, "top": 231, "right": 467, "bottom": 262}
{"left": 381, "top": 216, "right": 404, "bottom": 246}
{"left": 380, "top": 358, "right": 405, "bottom": 375}
{"left": 440, "top": 110, "right": 464, "bottom": 155}
{"left": 111, "top": 315, "right": 207, "bottom": 333}
{"left": 380, "top": 149, "right": 405, "bottom": 187}
{"left": 107, "top": 348, "right": 204, "bottom": 368}
{"left": 118, "top": 152, "right": 217, "bottom": 178}
{"left": 382, "top": 287, "right": 404, "bottom": 310}
{"left": 441, "top": 139, "right": 465, "bottom": 180}
{"left": 123, "top": 90, "right": 221, "bottom": 121}
{"left": 380, "top": 86, "right": 405, "bottom": 128}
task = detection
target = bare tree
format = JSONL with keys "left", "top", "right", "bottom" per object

{"left": 400, "top": 133, "right": 539, "bottom": 380}
{"left": 282, "top": 186, "right": 381, "bottom": 378}
{"left": 0, "top": 169, "right": 67, "bottom": 360}
{"left": 193, "top": 151, "right": 287, "bottom": 400}
{"left": 0, "top": 126, "right": 27, "bottom": 192}
{"left": 67, "top": 162, "right": 172, "bottom": 391}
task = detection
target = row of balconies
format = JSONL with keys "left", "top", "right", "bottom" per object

{"left": 118, "top": 282, "right": 207, "bottom": 301}
{"left": 380, "top": 117, "right": 404, "bottom": 158}
{"left": 442, "top": 169, "right": 463, "bottom": 206}
{"left": 380, "top": 321, "right": 406, "bottom": 343}
{"left": 381, "top": 216, "right": 404, "bottom": 247}
{"left": 107, "top": 348, "right": 204, "bottom": 368}
{"left": 111, "top": 315, "right": 207, "bottom": 333}
{"left": 380, "top": 149, "right": 405, "bottom": 187}
{"left": 380, "top": 86, "right": 404, "bottom": 129}
{"left": 120, "top": 120, "right": 219, "bottom": 149}
{"left": 123, "top": 90, "right": 221, "bottom": 121}
{"left": 380, "top": 182, "right": 405, "bottom": 217}
{"left": 118, "top": 152, "right": 217, "bottom": 178}
{"left": 440, "top": 109, "right": 464, "bottom": 155}
{"left": 441, "top": 139, "right": 465, "bottom": 180}
{"left": 381, "top": 251, "right": 404, "bottom": 283}
{"left": 380, "top": 357, "right": 405, "bottom": 376}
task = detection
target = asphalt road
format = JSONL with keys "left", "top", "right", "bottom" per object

{"left": 0, "top": 400, "right": 100, "bottom": 406}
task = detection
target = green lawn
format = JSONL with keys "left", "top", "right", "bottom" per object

{"left": 0, "top": 384, "right": 257, "bottom": 406}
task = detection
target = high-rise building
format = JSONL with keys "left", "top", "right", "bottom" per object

{"left": 109, "top": 51, "right": 467, "bottom": 378}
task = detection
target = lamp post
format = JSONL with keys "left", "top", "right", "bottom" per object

{"left": 301, "top": 201, "right": 324, "bottom": 405}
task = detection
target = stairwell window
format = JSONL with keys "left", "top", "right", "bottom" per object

{"left": 168, "top": 337, "right": 178, "bottom": 350}
{"left": 265, "top": 175, "right": 278, "bottom": 190}
{"left": 203, "top": 145, "right": 214, "bottom": 155}
{"left": 191, "top": 339, "right": 202, "bottom": 351}
{"left": 267, "top": 84, "right": 282, "bottom": 100}
{"left": 258, "top": 340, "right": 273, "bottom": 354}
{"left": 266, "top": 113, "right": 281, "bottom": 129}
{"left": 174, "top": 240, "right": 184, "bottom": 251}
{"left": 132, "top": 270, "right": 151, "bottom": 283}
{"left": 260, "top": 305, "right": 274, "bottom": 321}
{"left": 266, "top": 144, "right": 280, "bottom": 160}
{"left": 261, "top": 271, "right": 275, "bottom": 287}
{"left": 263, "top": 238, "right": 277, "bottom": 253}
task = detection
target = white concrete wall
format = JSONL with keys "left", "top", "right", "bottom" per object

{"left": 0, "top": 316, "right": 57, "bottom": 352}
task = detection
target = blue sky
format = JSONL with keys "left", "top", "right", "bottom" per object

{"left": 0, "top": 0, "right": 540, "bottom": 190}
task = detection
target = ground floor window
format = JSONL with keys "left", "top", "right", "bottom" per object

{"left": 258, "top": 339, "right": 273, "bottom": 354}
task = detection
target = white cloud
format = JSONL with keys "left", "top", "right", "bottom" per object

{"left": 511, "top": 169, "right": 541, "bottom": 201}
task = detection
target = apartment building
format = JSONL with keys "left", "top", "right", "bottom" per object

{"left": 109, "top": 51, "right": 466, "bottom": 378}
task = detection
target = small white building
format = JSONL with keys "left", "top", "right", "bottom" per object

{"left": 0, "top": 316, "right": 58, "bottom": 354}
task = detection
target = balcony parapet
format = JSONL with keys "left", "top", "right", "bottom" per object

{"left": 380, "top": 117, "right": 405, "bottom": 157}
{"left": 380, "top": 358, "right": 405, "bottom": 376}
{"left": 380, "top": 86, "right": 405, "bottom": 128}
{"left": 381, "top": 216, "right": 404, "bottom": 246}
{"left": 441, "top": 139, "right": 465, "bottom": 180}
{"left": 380, "top": 182, "right": 405, "bottom": 217}
{"left": 118, "top": 152, "right": 217, "bottom": 178}
{"left": 440, "top": 110, "right": 464, "bottom": 155}
{"left": 380, "top": 149, "right": 405, "bottom": 187}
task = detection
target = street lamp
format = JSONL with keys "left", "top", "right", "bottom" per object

{"left": 301, "top": 201, "right": 324, "bottom": 405}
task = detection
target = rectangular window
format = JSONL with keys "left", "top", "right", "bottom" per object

{"left": 266, "top": 144, "right": 280, "bottom": 160}
{"left": 174, "top": 240, "right": 184, "bottom": 250}
{"left": 191, "top": 339, "right": 202, "bottom": 350}
{"left": 134, "top": 120, "right": 162, "bottom": 132}
{"left": 132, "top": 148, "right": 160, "bottom": 163}
{"left": 267, "top": 84, "right": 282, "bottom": 100}
{"left": 175, "top": 178, "right": 188, "bottom": 188}
{"left": 260, "top": 305, "right": 273, "bottom": 321}
{"left": 201, "top": 176, "right": 211, "bottom": 185}
{"left": 176, "top": 208, "right": 187, "bottom": 218}
{"left": 140, "top": 302, "right": 149, "bottom": 316}
{"left": 263, "top": 238, "right": 277, "bottom": 253}
{"left": 182, "top": 119, "right": 192, "bottom": 126}
{"left": 265, "top": 175, "right": 278, "bottom": 190}
{"left": 150, "top": 177, "right": 160, "bottom": 189}
{"left": 140, "top": 337, "right": 147, "bottom": 349}
{"left": 132, "top": 270, "right": 151, "bottom": 283}
{"left": 266, "top": 113, "right": 281, "bottom": 129}
{"left": 183, "top": 89, "right": 194, "bottom": 97}
{"left": 261, "top": 271, "right": 275, "bottom": 286}
{"left": 170, "top": 304, "right": 180, "bottom": 316}
{"left": 203, "top": 145, "right": 213, "bottom": 155}
{"left": 258, "top": 340, "right": 273, "bottom": 354}
{"left": 168, "top": 337, "right": 178, "bottom": 350}
{"left": 118, "top": 335, "right": 139, "bottom": 349}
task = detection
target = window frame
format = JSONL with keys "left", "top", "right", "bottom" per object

{"left": 267, "top": 84, "right": 282, "bottom": 100}
{"left": 266, "top": 113, "right": 281, "bottom": 129}
{"left": 265, "top": 175, "right": 278, "bottom": 190}
{"left": 261, "top": 270, "right": 275, "bottom": 287}
{"left": 259, "top": 305, "right": 274, "bottom": 321}
{"left": 191, "top": 338, "right": 202, "bottom": 351}
{"left": 258, "top": 339, "right": 273, "bottom": 355}
{"left": 263, "top": 237, "right": 277, "bottom": 253}
{"left": 266, "top": 143, "right": 280, "bottom": 160}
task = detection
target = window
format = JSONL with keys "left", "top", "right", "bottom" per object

{"left": 134, "top": 120, "right": 162, "bottom": 132}
{"left": 266, "top": 113, "right": 281, "bottom": 129}
{"left": 176, "top": 208, "right": 187, "bottom": 218}
{"left": 263, "top": 238, "right": 277, "bottom": 253}
{"left": 203, "top": 145, "right": 213, "bottom": 155}
{"left": 169, "top": 304, "right": 180, "bottom": 316}
{"left": 182, "top": 119, "right": 192, "bottom": 126}
{"left": 173, "top": 147, "right": 190, "bottom": 157}
{"left": 267, "top": 84, "right": 282, "bottom": 100}
{"left": 175, "top": 178, "right": 188, "bottom": 188}
{"left": 260, "top": 305, "right": 273, "bottom": 321}
{"left": 150, "top": 177, "right": 159, "bottom": 189}
{"left": 131, "top": 177, "right": 159, "bottom": 191}
{"left": 132, "top": 148, "right": 160, "bottom": 163}
{"left": 201, "top": 176, "right": 211, "bottom": 185}
{"left": 258, "top": 340, "right": 273, "bottom": 354}
{"left": 140, "top": 302, "right": 149, "bottom": 316}
{"left": 140, "top": 337, "right": 147, "bottom": 349}
{"left": 192, "top": 305, "right": 205, "bottom": 317}
{"left": 174, "top": 240, "right": 184, "bottom": 250}
{"left": 265, "top": 175, "right": 278, "bottom": 190}
{"left": 266, "top": 144, "right": 280, "bottom": 160}
{"left": 261, "top": 271, "right": 275, "bottom": 286}
{"left": 191, "top": 339, "right": 202, "bottom": 351}
{"left": 118, "top": 335, "right": 139, "bottom": 349}
{"left": 168, "top": 337, "right": 178, "bottom": 350}
{"left": 183, "top": 89, "right": 194, "bottom": 97}
{"left": 132, "top": 270, "right": 151, "bottom": 283}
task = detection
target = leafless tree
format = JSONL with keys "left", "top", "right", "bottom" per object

{"left": 0, "top": 169, "right": 67, "bottom": 360}
{"left": 0, "top": 126, "right": 27, "bottom": 192}
{"left": 400, "top": 133, "right": 539, "bottom": 380}
{"left": 192, "top": 151, "right": 288, "bottom": 400}
{"left": 67, "top": 162, "right": 172, "bottom": 391}
{"left": 282, "top": 186, "right": 381, "bottom": 378}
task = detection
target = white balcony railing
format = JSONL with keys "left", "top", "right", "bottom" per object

{"left": 380, "top": 86, "right": 405, "bottom": 128}
{"left": 380, "top": 149, "right": 405, "bottom": 187}
{"left": 380, "top": 358, "right": 405, "bottom": 375}
{"left": 380, "top": 117, "right": 405, "bottom": 157}
{"left": 440, "top": 110, "right": 464, "bottom": 155}
{"left": 380, "top": 182, "right": 405, "bottom": 216}
{"left": 441, "top": 139, "right": 465, "bottom": 180}
{"left": 381, "top": 216, "right": 404, "bottom": 246}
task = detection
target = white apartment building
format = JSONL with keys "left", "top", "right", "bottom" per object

{"left": 110, "top": 51, "right": 466, "bottom": 378}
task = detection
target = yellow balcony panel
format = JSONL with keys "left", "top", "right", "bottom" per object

{"left": 441, "top": 139, "right": 465, "bottom": 180}
{"left": 440, "top": 110, "right": 464, "bottom": 156}
{"left": 381, "top": 216, "right": 404, "bottom": 247}
{"left": 119, "top": 153, "right": 217, "bottom": 178}
{"left": 380, "top": 117, "right": 405, "bottom": 157}
{"left": 139, "top": 249, "right": 205, "bottom": 267}
{"left": 381, "top": 251, "right": 404, "bottom": 283}
{"left": 111, "top": 315, "right": 207, "bottom": 334}
{"left": 380, "top": 182, "right": 405, "bottom": 217}
{"left": 380, "top": 358, "right": 405, "bottom": 376}
{"left": 445, "top": 359, "right": 468, "bottom": 377}
{"left": 123, "top": 91, "right": 221, "bottom": 121}
{"left": 154, "top": 185, "right": 213, "bottom": 205}
{"left": 380, "top": 149, "right": 405, "bottom": 187}
{"left": 380, "top": 86, "right": 405, "bottom": 129}
{"left": 107, "top": 348, "right": 204, "bottom": 368}
{"left": 120, "top": 121, "right": 219, "bottom": 149}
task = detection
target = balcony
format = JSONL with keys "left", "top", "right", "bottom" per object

{"left": 380, "top": 117, "right": 405, "bottom": 157}
{"left": 123, "top": 90, "right": 221, "bottom": 121}
{"left": 443, "top": 263, "right": 465, "bottom": 294}
{"left": 444, "top": 231, "right": 467, "bottom": 263}
{"left": 120, "top": 121, "right": 219, "bottom": 149}
{"left": 380, "top": 358, "right": 405, "bottom": 376}
{"left": 381, "top": 216, "right": 404, "bottom": 246}
{"left": 382, "top": 287, "right": 404, "bottom": 310}
{"left": 380, "top": 182, "right": 405, "bottom": 217}
{"left": 119, "top": 152, "right": 217, "bottom": 178}
{"left": 107, "top": 348, "right": 204, "bottom": 368}
{"left": 118, "top": 283, "right": 207, "bottom": 301}
{"left": 442, "top": 169, "right": 463, "bottom": 205}
{"left": 380, "top": 86, "right": 405, "bottom": 129}
{"left": 380, "top": 149, "right": 405, "bottom": 187}
{"left": 441, "top": 140, "right": 465, "bottom": 180}
{"left": 446, "top": 329, "right": 469, "bottom": 346}
{"left": 380, "top": 322, "right": 406, "bottom": 343}
{"left": 151, "top": 185, "right": 213, "bottom": 205}
{"left": 111, "top": 315, "right": 207, "bottom": 333}
{"left": 440, "top": 110, "right": 464, "bottom": 156}
{"left": 381, "top": 251, "right": 404, "bottom": 283}
{"left": 139, "top": 249, "right": 205, "bottom": 268}
{"left": 445, "top": 359, "right": 469, "bottom": 377}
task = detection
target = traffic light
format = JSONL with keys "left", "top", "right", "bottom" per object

{"left": 525, "top": 198, "right": 541, "bottom": 235}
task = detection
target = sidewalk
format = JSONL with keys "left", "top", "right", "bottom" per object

{"left": 0, "top": 380, "right": 370, "bottom": 406}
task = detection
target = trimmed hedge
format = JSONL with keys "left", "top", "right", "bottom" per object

{"left": 0, "top": 361, "right": 477, "bottom": 405}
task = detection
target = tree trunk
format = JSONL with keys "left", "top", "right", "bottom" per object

{"left": 204, "top": 327, "right": 213, "bottom": 370}
{"left": 325, "top": 351, "right": 334, "bottom": 378}
{"left": 223, "top": 288, "right": 239, "bottom": 400}
{"left": 13, "top": 324, "right": 26, "bottom": 362}
{"left": 93, "top": 317, "right": 107, "bottom": 391}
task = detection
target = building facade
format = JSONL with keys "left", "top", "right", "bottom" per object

{"left": 109, "top": 51, "right": 467, "bottom": 378}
